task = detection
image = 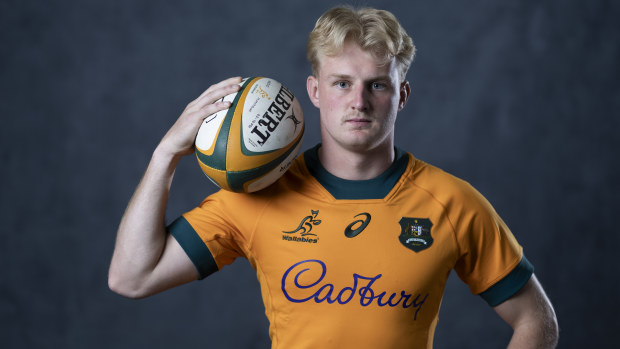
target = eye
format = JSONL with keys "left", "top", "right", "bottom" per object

{"left": 371, "top": 82, "right": 386, "bottom": 90}
{"left": 335, "top": 81, "right": 350, "bottom": 89}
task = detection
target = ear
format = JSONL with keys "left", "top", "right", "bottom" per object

{"left": 398, "top": 81, "right": 411, "bottom": 111}
{"left": 306, "top": 75, "right": 320, "bottom": 108}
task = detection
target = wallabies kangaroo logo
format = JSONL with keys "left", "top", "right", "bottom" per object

{"left": 283, "top": 210, "right": 321, "bottom": 237}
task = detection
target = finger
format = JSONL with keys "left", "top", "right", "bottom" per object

{"left": 200, "top": 76, "right": 243, "bottom": 99}
{"left": 194, "top": 82, "right": 241, "bottom": 111}
{"left": 195, "top": 99, "right": 232, "bottom": 121}
{"left": 188, "top": 76, "right": 243, "bottom": 108}
{"left": 184, "top": 79, "right": 240, "bottom": 113}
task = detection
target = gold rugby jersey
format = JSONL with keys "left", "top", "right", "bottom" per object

{"left": 169, "top": 145, "right": 533, "bottom": 348}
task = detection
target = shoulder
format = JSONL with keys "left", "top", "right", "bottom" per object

{"left": 406, "top": 155, "right": 488, "bottom": 208}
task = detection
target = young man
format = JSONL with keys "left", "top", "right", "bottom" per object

{"left": 109, "top": 6, "right": 559, "bottom": 348}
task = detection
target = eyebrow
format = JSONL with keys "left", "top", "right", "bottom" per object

{"left": 327, "top": 74, "right": 393, "bottom": 82}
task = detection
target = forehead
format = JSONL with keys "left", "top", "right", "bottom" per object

{"left": 317, "top": 42, "right": 398, "bottom": 80}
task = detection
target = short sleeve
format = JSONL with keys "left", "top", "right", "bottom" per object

{"left": 479, "top": 256, "right": 534, "bottom": 306}
{"left": 452, "top": 184, "right": 527, "bottom": 297}
{"left": 167, "top": 193, "right": 246, "bottom": 279}
{"left": 168, "top": 216, "right": 218, "bottom": 279}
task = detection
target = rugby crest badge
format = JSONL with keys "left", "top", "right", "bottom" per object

{"left": 398, "top": 217, "right": 433, "bottom": 252}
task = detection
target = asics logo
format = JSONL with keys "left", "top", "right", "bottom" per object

{"left": 344, "top": 213, "right": 371, "bottom": 238}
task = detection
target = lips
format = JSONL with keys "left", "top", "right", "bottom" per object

{"left": 345, "top": 117, "right": 373, "bottom": 128}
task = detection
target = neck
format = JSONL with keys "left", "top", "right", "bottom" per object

{"left": 318, "top": 142, "right": 395, "bottom": 180}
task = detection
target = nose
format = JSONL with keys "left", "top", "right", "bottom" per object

{"left": 350, "top": 84, "right": 369, "bottom": 111}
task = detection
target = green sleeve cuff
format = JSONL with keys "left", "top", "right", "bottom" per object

{"left": 167, "top": 216, "right": 218, "bottom": 280}
{"left": 479, "top": 256, "right": 534, "bottom": 306}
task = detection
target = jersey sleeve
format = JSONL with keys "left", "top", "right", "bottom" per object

{"left": 167, "top": 192, "right": 247, "bottom": 279}
{"left": 451, "top": 183, "right": 533, "bottom": 306}
{"left": 479, "top": 255, "right": 534, "bottom": 306}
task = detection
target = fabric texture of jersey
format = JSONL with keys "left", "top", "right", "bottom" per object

{"left": 168, "top": 145, "right": 532, "bottom": 349}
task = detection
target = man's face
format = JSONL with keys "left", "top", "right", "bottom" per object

{"left": 307, "top": 41, "right": 410, "bottom": 153}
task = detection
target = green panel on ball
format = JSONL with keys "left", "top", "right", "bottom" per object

{"left": 195, "top": 78, "right": 254, "bottom": 171}
{"left": 226, "top": 134, "right": 303, "bottom": 192}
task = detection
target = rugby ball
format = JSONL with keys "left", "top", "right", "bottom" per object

{"left": 195, "top": 77, "right": 304, "bottom": 193}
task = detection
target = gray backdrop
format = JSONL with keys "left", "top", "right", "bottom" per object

{"left": 2, "top": 0, "right": 619, "bottom": 348}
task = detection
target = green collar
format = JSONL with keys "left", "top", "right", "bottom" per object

{"left": 304, "top": 144, "right": 409, "bottom": 200}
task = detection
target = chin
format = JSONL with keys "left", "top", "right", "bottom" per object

{"left": 339, "top": 140, "right": 382, "bottom": 153}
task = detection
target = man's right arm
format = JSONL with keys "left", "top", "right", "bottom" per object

{"left": 108, "top": 77, "right": 242, "bottom": 299}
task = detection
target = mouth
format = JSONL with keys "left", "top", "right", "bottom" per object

{"left": 345, "top": 117, "right": 373, "bottom": 128}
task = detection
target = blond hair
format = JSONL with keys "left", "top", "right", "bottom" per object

{"left": 306, "top": 6, "right": 416, "bottom": 81}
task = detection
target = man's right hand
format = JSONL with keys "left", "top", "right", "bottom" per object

{"left": 156, "top": 76, "right": 242, "bottom": 159}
